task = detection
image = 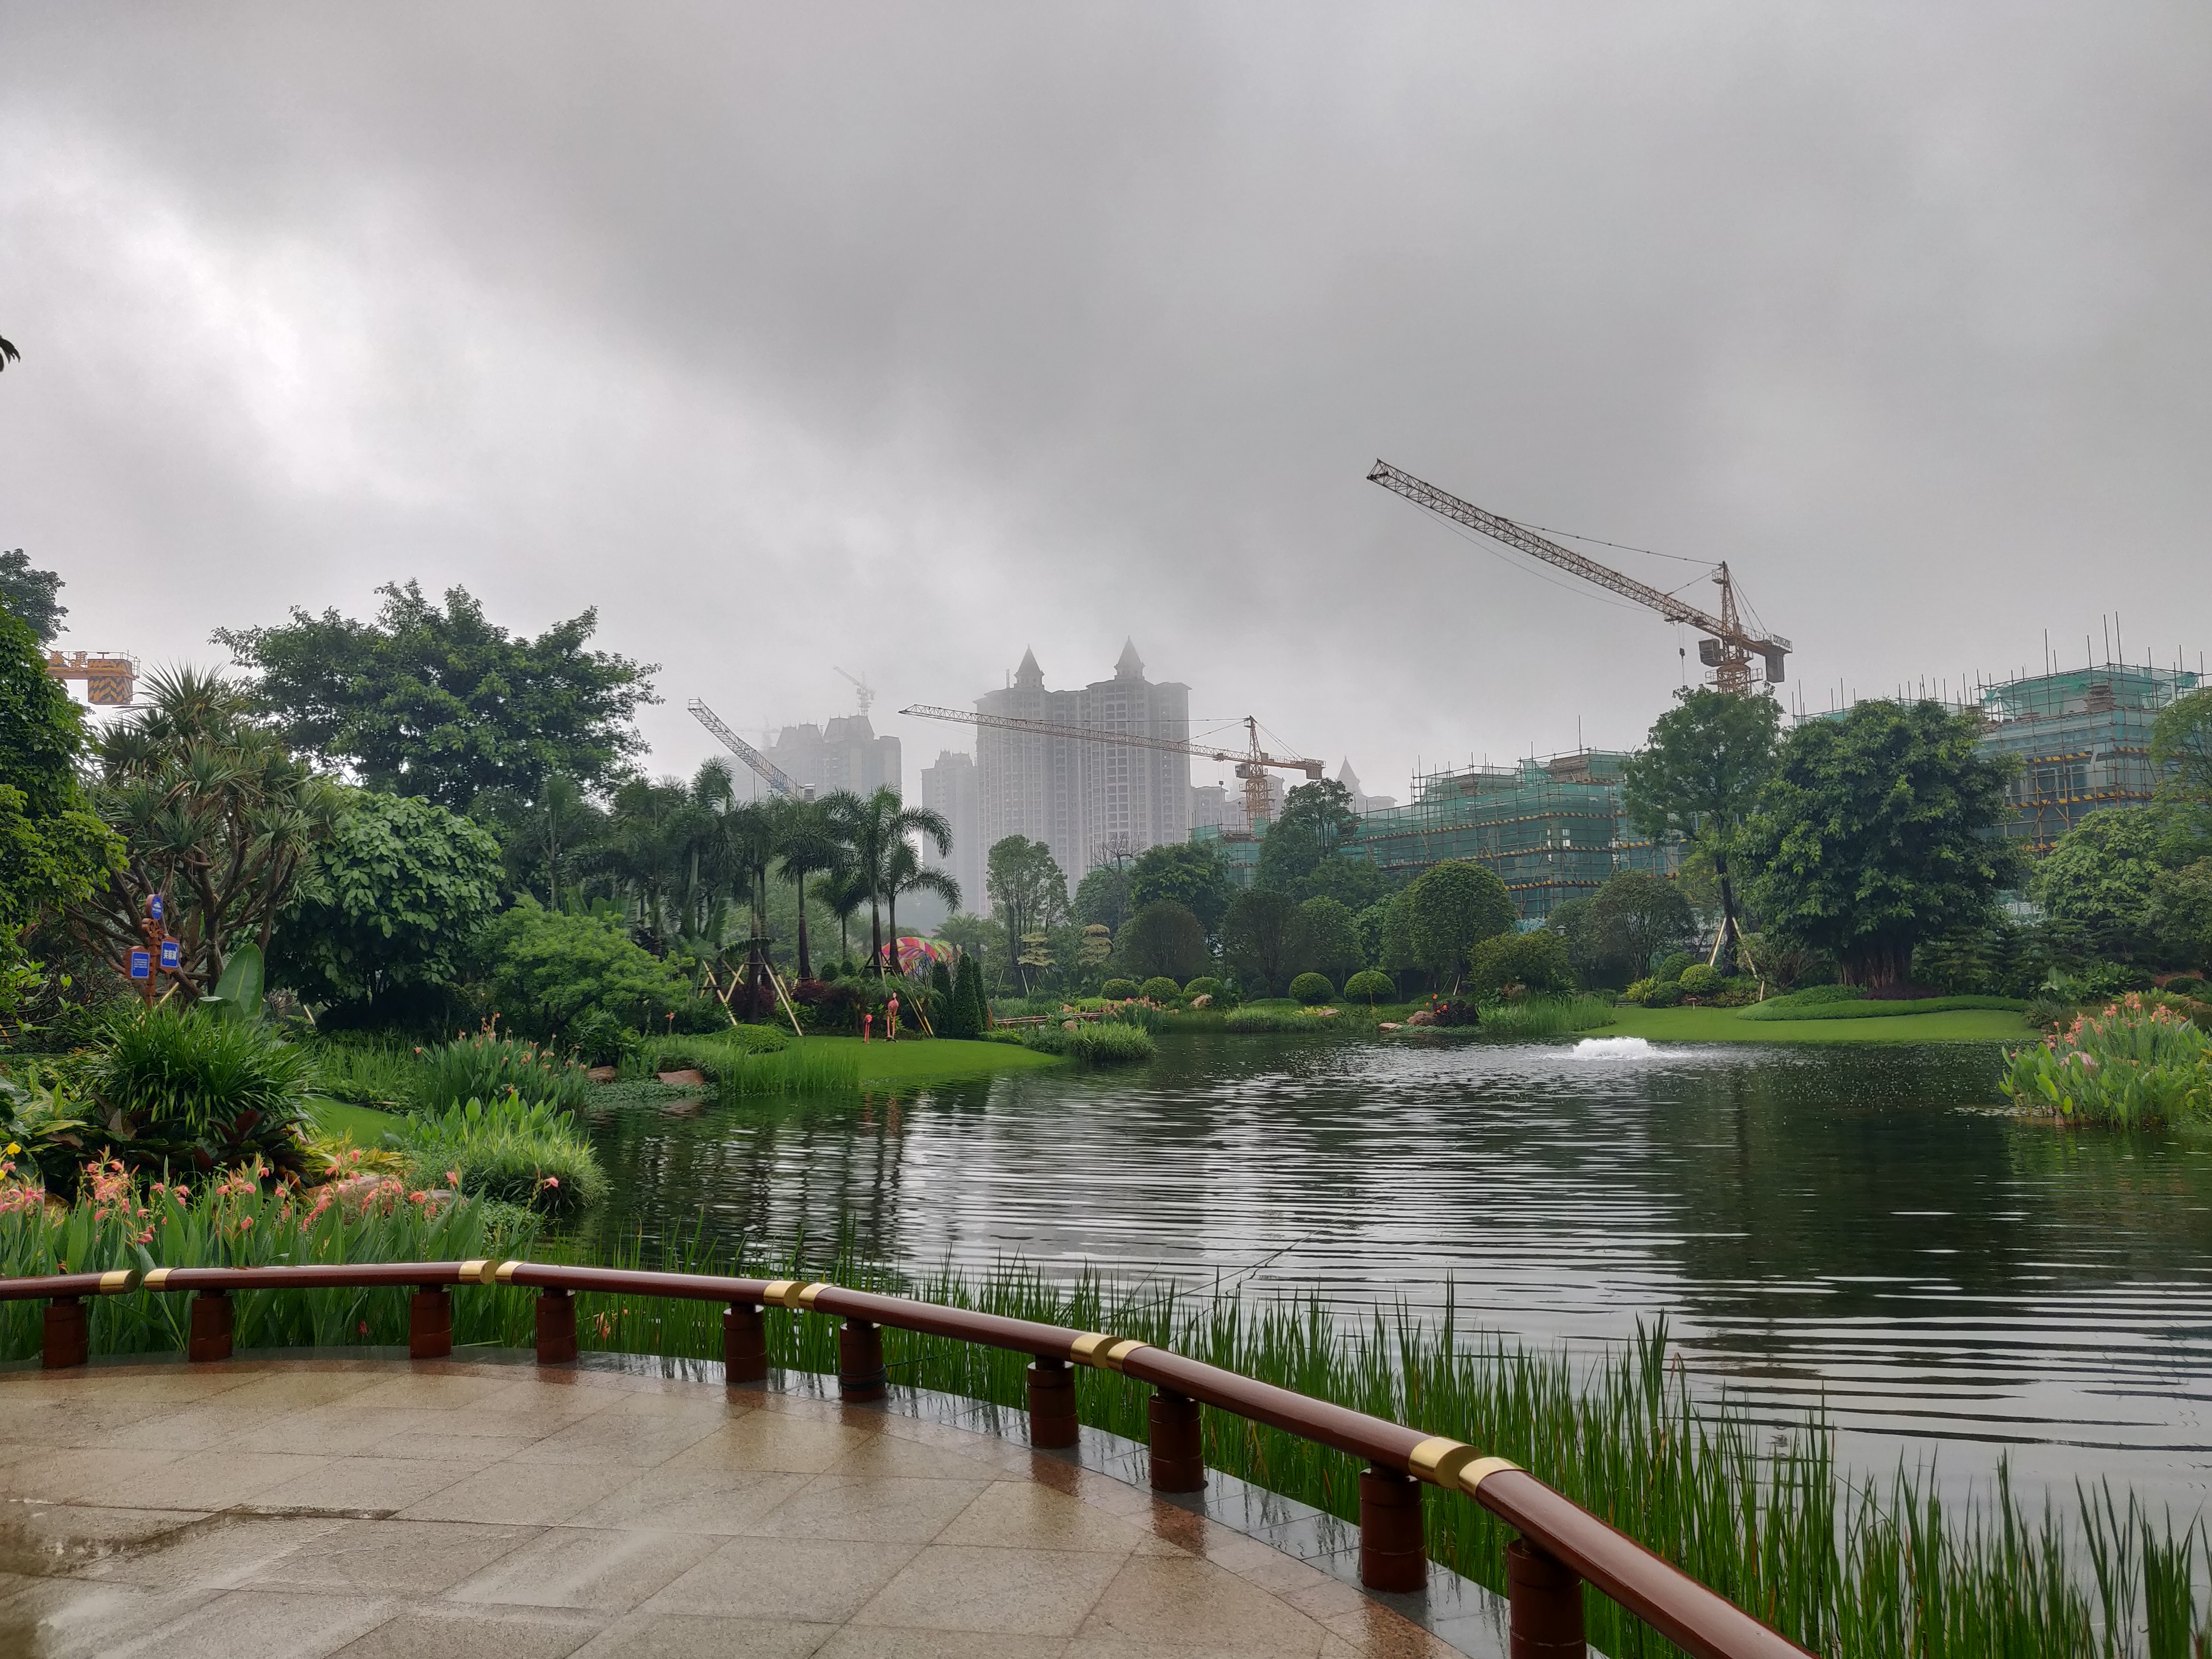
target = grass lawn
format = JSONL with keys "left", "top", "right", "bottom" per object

{"left": 301, "top": 1096, "right": 404, "bottom": 1145}
{"left": 1596, "top": 1003, "right": 2037, "bottom": 1044}
{"left": 802, "top": 1034, "right": 1062, "bottom": 1084}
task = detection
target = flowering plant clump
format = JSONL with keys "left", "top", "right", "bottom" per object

{"left": 413, "top": 1022, "right": 593, "bottom": 1112}
{"left": 2000, "top": 995, "right": 2212, "bottom": 1127}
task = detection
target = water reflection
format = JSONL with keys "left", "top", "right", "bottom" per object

{"left": 581, "top": 1034, "right": 2212, "bottom": 1507}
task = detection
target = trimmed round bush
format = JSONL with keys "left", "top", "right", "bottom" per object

{"left": 1139, "top": 976, "right": 1182, "bottom": 1002}
{"left": 1100, "top": 978, "right": 1140, "bottom": 1000}
{"left": 1343, "top": 970, "right": 1395, "bottom": 1004}
{"left": 1289, "top": 972, "right": 1335, "bottom": 1005}
{"left": 1678, "top": 963, "right": 1725, "bottom": 998}
{"left": 1655, "top": 952, "right": 1698, "bottom": 985}
{"left": 1645, "top": 981, "right": 1686, "bottom": 1008}
{"left": 1183, "top": 976, "right": 1223, "bottom": 999}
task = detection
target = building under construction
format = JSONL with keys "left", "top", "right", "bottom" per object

{"left": 1967, "top": 662, "right": 2198, "bottom": 852}
{"left": 1337, "top": 750, "right": 1679, "bottom": 923}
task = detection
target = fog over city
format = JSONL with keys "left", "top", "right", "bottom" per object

{"left": 3, "top": 4, "right": 2206, "bottom": 800}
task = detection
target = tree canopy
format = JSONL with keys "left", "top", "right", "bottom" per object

{"left": 1621, "top": 687, "right": 1781, "bottom": 968}
{"left": 1114, "top": 900, "right": 1209, "bottom": 982}
{"left": 1741, "top": 700, "right": 2020, "bottom": 988}
{"left": 1129, "top": 840, "right": 1233, "bottom": 936}
{"left": 1402, "top": 860, "right": 1517, "bottom": 988}
{"left": 1073, "top": 863, "right": 1134, "bottom": 934}
{"left": 2031, "top": 808, "right": 2168, "bottom": 961}
{"left": 985, "top": 835, "right": 1068, "bottom": 993}
{"left": 0, "top": 550, "right": 65, "bottom": 644}
{"left": 1221, "top": 887, "right": 1300, "bottom": 994}
{"left": 2153, "top": 686, "right": 2212, "bottom": 859}
{"left": 1293, "top": 895, "right": 1362, "bottom": 985}
{"left": 1587, "top": 870, "right": 1695, "bottom": 980}
{"left": 214, "top": 581, "right": 658, "bottom": 809}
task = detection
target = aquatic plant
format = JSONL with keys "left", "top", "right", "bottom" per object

{"left": 413, "top": 1028, "right": 592, "bottom": 1111}
{"left": 2000, "top": 995, "right": 2212, "bottom": 1126}
{"left": 1475, "top": 995, "right": 1618, "bottom": 1041}
{"left": 387, "top": 1094, "right": 607, "bottom": 1214}
{"left": 1021, "top": 1021, "right": 1158, "bottom": 1064}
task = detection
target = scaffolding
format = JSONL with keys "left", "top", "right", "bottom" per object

{"left": 1339, "top": 751, "right": 1678, "bottom": 923}
{"left": 1969, "top": 663, "right": 2197, "bottom": 853}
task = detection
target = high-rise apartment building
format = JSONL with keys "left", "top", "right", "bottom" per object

{"left": 759, "top": 716, "right": 901, "bottom": 800}
{"left": 974, "top": 641, "right": 1191, "bottom": 893}
{"left": 919, "top": 749, "right": 983, "bottom": 914}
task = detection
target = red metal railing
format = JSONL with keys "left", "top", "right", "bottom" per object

{"left": 2, "top": 1262, "right": 1810, "bottom": 1659}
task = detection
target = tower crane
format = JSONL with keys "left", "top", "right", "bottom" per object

{"left": 687, "top": 700, "right": 813, "bottom": 800}
{"left": 899, "top": 705, "right": 1322, "bottom": 837}
{"left": 1367, "top": 461, "right": 1790, "bottom": 693}
{"left": 832, "top": 667, "right": 876, "bottom": 717}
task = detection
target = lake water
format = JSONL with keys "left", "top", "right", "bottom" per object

{"left": 581, "top": 1032, "right": 2212, "bottom": 1512}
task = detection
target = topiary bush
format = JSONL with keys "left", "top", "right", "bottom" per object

{"left": 1343, "top": 970, "right": 1395, "bottom": 1004}
{"left": 1644, "top": 981, "right": 1685, "bottom": 1008}
{"left": 1678, "top": 963, "right": 1725, "bottom": 998}
{"left": 1100, "top": 978, "right": 1140, "bottom": 1000}
{"left": 1655, "top": 952, "right": 1698, "bottom": 985}
{"left": 1289, "top": 972, "right": 1335, "bottom": 1005}
{"left": 1183, "top": 976, "right": 1223, "bottom": 1000}
{"left": 1139, "top": 976, "right": 1183, "bottom": 1003}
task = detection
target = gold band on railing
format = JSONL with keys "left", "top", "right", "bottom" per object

{"left": 1407, "top": 1435, "right": 1483, "bottom": 1486}
{"left": 796, "top": 1283, "right": 826, "bottom": 1310}
{"left": 142, "top": 1268, "right": 172, "bottom": 1292}
{"left": 761, "top": 1280, "right": 825, "bottom": 1310}
{"left": 97, "top": 1270, "right": 139, "bottom": 1295}
{"left": 1455, "top": 1455, "right": 1521, "bottom": 1496}
{"left": 495, "top": 1261, "right": 522, "bottom": 1284}
{"left": 457, "top": 1259, "right": 497, "bottom": 1285}
{"left": 1069, "top": 1333, "right": 1148, "bottom": 1371}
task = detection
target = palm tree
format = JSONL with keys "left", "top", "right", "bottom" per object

{"left": 772, "top": 795, "right": 849, "bottom": 981}
{"left": 603, "top": 778, "right": 692, "bottom": 950}
{"left": 816, "top": 867, "right": 869, "bottom": 970}
{"left": 881, "top": 840, "right": 959, "bottom": 972}
{"left": 830, "top": 787, "right": 951, "bottom": 977}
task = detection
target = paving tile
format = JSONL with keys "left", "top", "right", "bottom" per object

{"left": 936, "top": 1481, "right": 1152, "bottom": 1554}
{"left": 0, "top": 1393, "right": 184, "bottom": 1446}
{"left": 0, "top": 1502, "right": 207, "bottom": 1576}
{"left": 594, "top": 1390, "right": 751, "bottom": 1424}
{"left": 679, "top": 1415, "right": 872, "bottom": 1473}
{"left": 74, "top": 1510, "right": 351, "bottom": 1588}
{"left": 506, "top": 1410, "right": 727, "bottom": 1469}
{"left": 850, "top": 1545, "right": 1124, "bottom": 1637}
{"left": 344, "top": 1374, "right": 537, "bottom": 1412}
{"left": 365, "top": 1428, "right": 546, "bottom": 1463}
{"left": 1078, "top": 1554, "right": 1331, "bottom": 1656}
{"left": 815, "top": 1631, "right": 1069, "bottom": 1659}
{"left": 108, "top": 1586, "right": 398, "bottom": 1658}
{"left": 449, "top": 1526, "right": 720, "bottom": 1611}
{"left": 644, "top": 1535, "right": 917, "bottom": 1623}
{"left": 81, "top": 1447, "right": 331, "bottom": 1511}
{"left": 396, "top": 1460, "right": 642, "bottom": 1525}
{"left": 1318, "top": 1605, "right": 1465, "bottom": 1658}
{"left": 565, "top": 1467, "right": 813, "bottom": 1534}
{"left": 572, "top": 1612, "right": 834, "bottom": 1658}
{"left": 0, "top": 1446, "right": 184, "bottom": 1503}
{"left": 0, "top": 1578, "right": 223, "bottom": 1659}
{"left": 243, "top": 1516, "right": 540, "bottom": 1594}
{"left": 747, "top": 1473, "right": 990, "bottom": 1544}
{"left": 206, "top": 1370, "right": 390, "bottom": 1412}
{"left": 245, "top": 1454, "right": 481, "bottom": 1515}
{"left": 332, "top": 1601, "right": 608, "bottom": 1658}
{"left": 826, "top": 1435, "right": 1007, "bottom": 1481}
{"left": 231, "top": 1402, "right": 433, "bottom": 1457}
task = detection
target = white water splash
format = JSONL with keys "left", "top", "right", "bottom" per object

{"left": 1573, "top": 1036, "right": 1655, "bottom": 1058}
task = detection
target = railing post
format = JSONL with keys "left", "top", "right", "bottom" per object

{"left": 42, "top": 1296, "right": 88, "bottom": 1370}
{"left": 1148, "top": 1387, "right": 1205, "bottom": 1492}
{"left": 187, "top": 1290, "right": 232, "bottom": 1362}
{"left": 535, "top": 1288, "right": 577, "bottom": 1364}
{"left": 724, "top": 1301, "right": 768, "bottom": 1383}
{"left": 409, "top": 1286, "right": 452, "bottom": 1359}
{"left": 1358, "top": 1465, "right": 1426, "bottom": 1593}
{"left": 1026, "top": 1357, "right": 1078, "bottom": 1448}
{"left": 838, "top": 1318, "right": 886, "bottom": 1400}
{"left": 1506, "top": 1539, "right": 1586, "bottom": 1658}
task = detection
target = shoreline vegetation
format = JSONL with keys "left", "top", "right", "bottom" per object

{"left": 6, "top": 1188, "right": 2210, "bottom": 1658}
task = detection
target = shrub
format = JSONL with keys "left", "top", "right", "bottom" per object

{"left": 1140, "top": 976, "right": 1183, "bottom": 1003}
{"left": 565, "top": 1008, "right": 645, "bottom": 1068}
{"left": 389, "top": 1094, "right": 608, "bottom": 1215}
{"left": 477, "top": 898, "right": 716, "bottom": 1041}
{"left": 413, "top": 1032, "right": 592, "bottom": 1111}
{"left": 2167, "top": 974, "right": 2209, "bottom": 999}
{"left": 1466, "top": 932, "right": 1575, "bottom": 1001}
{"left": 1114, "top": 902, "right": 1210, "bottom": 983}
{"left": 1617, "top": 978, "right": 1655, "bottom": 1005}
{"left": 1677, "top": 962, "right": 1725, "bottom": 998}
{"left": 1100, "top": 978, "right": 1140, "bottom": 1000}
{"left": 86, "top": 1007, "right": 314, "bottom": 1180}
{"left": 940, "top": 955, "right": 986, "bottom": 1040}
{"left": 1183, "top": 976, "right": 1223, "bottom": 1000}
{"left": 1021, "top": 1022, "right": 1157, "bottom": 1064}
{"left": 1477, "top": 996, "right": 1618, "bottom": 1040}
{"left": 1289, "top": 972, "right": 1335, "bottom": 1005}
{"left": 1654, "top": 952, "right": 1698, "bottom": 984}
{"left": 1644, "top": 981, "right": 1685, "bottom": 1008}
{"left": 1999, "top": 996, "right": 2212, "bottom": 1126}
{"left": 1343, "top": 970, "right": 1395, "bottom": 1004}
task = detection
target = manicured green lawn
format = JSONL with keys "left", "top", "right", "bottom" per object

{"left": 301, "top": 1096, "right": 403, "bottom": 1145}
{"left": 1595, "top": 1003, "right": 2036, "bottom": 1044}
{"left": 802, "top": 1034, "right": 1062, "bottom": 1084}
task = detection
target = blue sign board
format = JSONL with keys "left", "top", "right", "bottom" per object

{"left": 160, "top": 939, "right": 180, "bottom": 971}
{"left": 129, "top": 949, "right": 152, "bottom": 980}
{"left": 149, "top": 893, "right": 164, "bottom": 921}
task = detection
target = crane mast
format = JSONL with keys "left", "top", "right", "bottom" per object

{"left": 687, "top": 700, "right": 813, "bottom": 800}
{"left": 1366, "top": 460, "right": 1790, "bottom": 692}
{"left": 900, "top": 704, "right": 1322, "bottom": 834}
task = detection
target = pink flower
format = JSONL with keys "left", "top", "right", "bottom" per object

{"left": 541, "top": 1176, "right": 559, "bottom": 1189}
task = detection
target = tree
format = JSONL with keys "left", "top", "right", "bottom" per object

{"left": 833, "top": 787, "right": 951, "bottom": 976}
{"left": 68, "top": 666, "right": 338, "bottom": 997}
{"left": 0, "top": 551, "right": 65, "bottom": 644}
{"left": 1129, "top": 841, "right": 1233, "bottom": 937}
{"left": 2153, "top": 686, "right": 2212, "bottom": 859}
{"left": 1221, "top": 888, "right": 1300, "bottom": 994}
{"left": 1587, "top": 871, "right": 1695, "bottom": 980}
{"left": 2150, "top": 861, "right": 2212, "bottom": 970}
{"left": 0, "top": 611, "right": 120, "bottom": 1031}
{"left": 472, "top": 772, "right": 605, "bottom": 909}
{"left": 984, "top": 836, "right": 1068, "bottom": 995}
{"left": 1073, "top": 863, "right": 1134, "bottom": 934}
{"left": 941, "top": 951, "right": 987, "bottom": 1038}
{"left": 2031, "top": 808, "right": 2167, "bottom": 961}
{"left": 882, "top": 838, "right": 960, "bottom": 964}
{"left": 937, "top": 912, "right": 998, "bottom": 986}
{"left": 1297, "top": 855, "right": 1392, "bottom": 912}
{"left": 1114, "top": 901, "right": 1209, "bottom": 982}
{"left": 1402, "top": 861, "right": 1516, "bottom": 990}
{"left": 478, "top": 898, "right": 708, "bottom": 1040}
{"left": 1255, "top": 779, "right": 1359, "bottom": 894}
{"left": 1467, "top": 930, "right": 1575, "bottom": 1000}
{"left": 1741, "top": 700, "right": 2021, "bottom": 989}
{"left": 772, "top": 796, "right": 849, "bottom": 981}
{"left": 1622, "top": 687, "right": 1781, "bottom": 972}
{"left": 214, "top": 580, "right": 658, "bottom": 810}
{"left": 1294, "top": 896, "right": 1362, "bottom": 985}
{"left": 272, "top": 790, "right": 505, "bottom": 1011}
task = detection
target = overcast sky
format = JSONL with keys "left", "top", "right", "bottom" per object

{"left": 4, "top": 4, "right": 2207, "bottom": 809}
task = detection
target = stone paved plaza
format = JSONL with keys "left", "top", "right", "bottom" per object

{"left": 0, "top": 1357, "right": 1457, "bottom": 1659}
